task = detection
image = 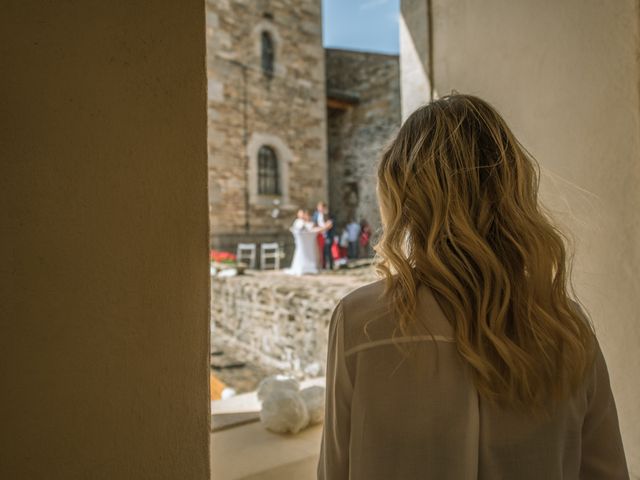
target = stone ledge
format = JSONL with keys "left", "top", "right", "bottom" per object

{"left": 211, "top": 268, "right": 376, "bottom": 377}
{"left": 210, "top": 378, "right": 326, "bottom": 479}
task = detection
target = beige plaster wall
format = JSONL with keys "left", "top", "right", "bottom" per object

{"left": 1, "top": 1, "right": 210, "bottom": 479}
{"left": 399, "top": 0, "right": 431, "bottom": 119}
{"left": 401, "top": 0, "right": 640, "bottom": 475}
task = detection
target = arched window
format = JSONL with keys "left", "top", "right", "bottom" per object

{"left": 261, "top": 31, "right": 275, "bottom": 79}
{"left": 258, "top": 146, "right": 279, "bottom": 195}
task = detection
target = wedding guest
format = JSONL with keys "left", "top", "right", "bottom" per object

{"left": 319, "top": 94, "right": 628, "bottom": 479}
{"left": 345, "top": 219, "right": 361, "bottom": 259}
{"left": 359, "top": 220, "right": 371, "bottom": 258}
{"left": 334, "top": 231, "right": 349, "bottom": 268}
{"left": 339, "top": 228, "right": 349, "bottom": 257}
{"left": 313, "top": 201, "right": 326, "bottom": 227}
{"left": 313, "top": 202, "right": 327, "bottom": 268}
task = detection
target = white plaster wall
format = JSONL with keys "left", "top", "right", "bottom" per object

{"left": 399, "top": 0, "right": 431, "bottom": 120}
{"left": 401, "top": 0, "right": 640, "bottom": 475}
{"left": 0, "top": 1, "right": 210, "bottom": 478}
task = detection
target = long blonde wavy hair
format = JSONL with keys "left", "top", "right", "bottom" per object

{"left": 375, "top": 94, "right": 595, "bottom": 412}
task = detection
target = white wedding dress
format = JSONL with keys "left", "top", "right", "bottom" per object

{"left": 286, "top": 222, "right": 319, "bottom": 275}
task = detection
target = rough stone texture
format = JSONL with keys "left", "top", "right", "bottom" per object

{"left": 326, "top": 49, "right": 401, "bottom": 234}
{"left": 211, "top": 268, "right": 377, "bottom": 377}
{"left": 206, "top": 0, "right": 328, "bottom": 252}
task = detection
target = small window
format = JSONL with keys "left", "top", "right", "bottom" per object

{"left": 258, "top": 146, "right": 279, "bottom": 195}
{"left": 261, "top": 31, "right": 275, "bottom": 79}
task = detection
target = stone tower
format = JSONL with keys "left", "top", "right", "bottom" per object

{"left": 206, "top": 0, "right": 328, "bottom": 254}
{"left": 325, "top": 49, "right": 401, "bottom": 232}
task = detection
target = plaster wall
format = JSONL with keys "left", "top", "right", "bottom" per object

{"left": 399, "top": 0, "right": 431, "bottom": 119}
{"left": 1, "top": 1, "right": 210, "bottom": 478}
{"left": 400, "top": 0, "right": 640, "bottom": 475}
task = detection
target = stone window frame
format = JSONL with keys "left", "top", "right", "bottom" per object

{"left": 253, "top": 21, "right": 285, "bottom": 78}
{"left": 247, "top": 132, "right": 292, "bottom": 207}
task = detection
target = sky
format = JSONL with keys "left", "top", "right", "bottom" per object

{"left": 322, "top": 0, "right": 400, "bottom": 55}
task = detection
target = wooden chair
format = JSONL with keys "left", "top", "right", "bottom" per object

{"left": 260, "top": 242, "right": 280, "bottom": 270}
{"left": 236, "top": 243, "right": 257, "bottom": 269}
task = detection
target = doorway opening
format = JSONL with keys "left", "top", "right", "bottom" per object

{"left": 206, "top": 0, "right": 401, "bottom": 478}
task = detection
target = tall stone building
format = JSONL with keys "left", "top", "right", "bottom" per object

{"left": 326, "top": 49, "right": 401, "bottom": 230}
{"left": 206, "top": 0, "right": 400, "bottom": 260}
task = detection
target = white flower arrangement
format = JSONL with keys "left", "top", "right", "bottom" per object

{"left": 257, "top": 375, "right": 325, "bottom": 434}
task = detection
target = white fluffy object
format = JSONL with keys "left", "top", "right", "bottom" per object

{"left": 260, "top": 389, "right": 310, "bottom": 434}
{"left": 299, "top": 386, "right": 325, "bottom": 425}
{"left": 257, "top": 375, "right": 326, "bottom": 434}
{"left": 221, "top": 387, "right": 236, "bottom": 399}
{"left": 257, "top": 375, "right": 300, "bottom": 402}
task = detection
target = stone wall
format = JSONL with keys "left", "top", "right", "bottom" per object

{"left": 211, "top": 270, "right": 376, "bottom": 376}
{"left": 325, "top": 49, "right": 401, "bottom": 236}
{"left": 206, "top": 0, "right": 328, "bottom": 248}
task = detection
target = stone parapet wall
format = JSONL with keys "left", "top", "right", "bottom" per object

{"left": 211, "top": 269, "right": 376, "bottom": 377}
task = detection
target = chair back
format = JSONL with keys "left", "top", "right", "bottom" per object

{"left": 236, "top": 243, "right": 257, "bottom": 269}
{"left": 260, "top": 242, "right": 280, "bottom": 270}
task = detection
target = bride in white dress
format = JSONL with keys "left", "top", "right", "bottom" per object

{"left": 286, "top": 209, "right": 321, "bottom": 275}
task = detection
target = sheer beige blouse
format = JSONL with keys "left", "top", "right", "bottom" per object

{"left": 318, "top": 280, "right": 628, "bottom": 479}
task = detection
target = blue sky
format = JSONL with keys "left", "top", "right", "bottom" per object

{"left": 322, "top": 0, "right": 400, "bottom": 55}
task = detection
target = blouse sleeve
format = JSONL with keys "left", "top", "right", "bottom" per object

{"left": 318, "top": 301, "right": 353, "bottom": 480}
{"left": 580, "top": 342, "right": 629, "bottom": 479}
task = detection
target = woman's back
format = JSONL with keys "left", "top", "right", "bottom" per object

{"left": 318, "top": 94, "right": 628, "bottom": 479}
{"left": 319, "top": 279, "right": 628, "bottom": 479}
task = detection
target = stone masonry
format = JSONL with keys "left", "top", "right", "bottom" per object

{"left": 326, "top": 49, "right": 401, "bottom": 233}
{"left": 206, "top": 5, "right": 401, "bottom": 387}
{"left": 211, "top": 268, "right": 377, "bottom": 377}
{"left": 206, "top": 0, "right": 328, "bottom": 257}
